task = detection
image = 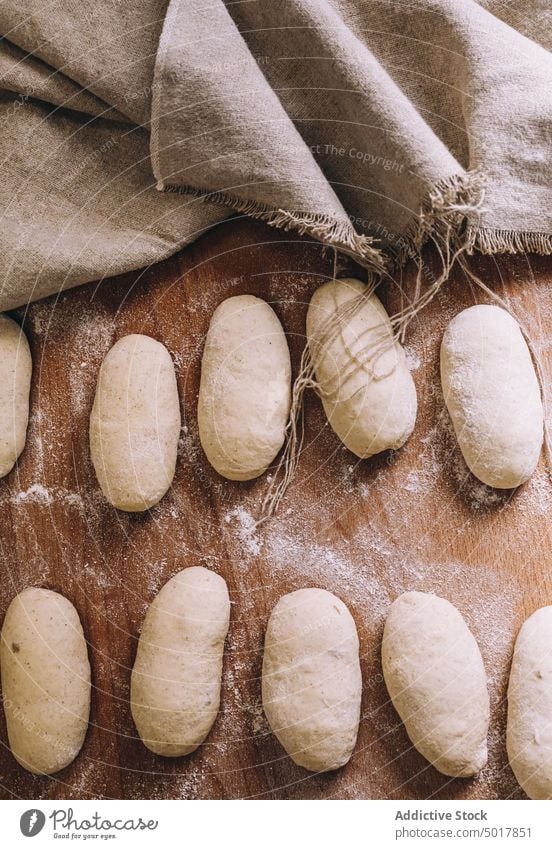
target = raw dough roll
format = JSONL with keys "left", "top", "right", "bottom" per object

{"left": 90, "top": 334, "right": 180, "bottom": 511}
{"left": 198, "top": 295, "right": 291, "bottom": 480}
{"left": 262, "top": 588, "right": 362, "bottom": 772}
{"left": 382, "top": 591, "right": 489, "bottom": 777}
{"left": 0, "top": 315, "right": 32, "bottom": 478}
{"left": 440, "top": 304, "right": 543, "bottom": 488}
{"left": 131, "top": 567, "right": 230, "bottom": 757}
{"left": 306, "top": 278, "right": 417, "bottom": 458}
{"left": 0, "top": 587, "right": 91, "bottom": 775}
{"left": 507, "top": 606, "right": 552, "bottom": 799}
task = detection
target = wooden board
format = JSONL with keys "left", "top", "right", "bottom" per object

{"left": 1, "top": 218, "right": 551, "bottom": 800}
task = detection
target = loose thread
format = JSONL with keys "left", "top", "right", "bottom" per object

{"left": 259, "top": 171, "right": 487, "bottom": 521}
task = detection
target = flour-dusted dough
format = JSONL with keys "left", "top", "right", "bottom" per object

{"left": 382, "top": 591, "right": 489, "bottom": 777}
{"left": 0, "top": 315, "right": 32, "bottom": 478}
{"left": 90, "top": 334, "right": 181, "bottom": 511}
{"left": 198, "top": 295, "right": 291, "bottom": 480}
{"left": 441, "top": 304, "right": 543, "bottom": 488}
{"left": 507, "top": 606, "right": 552, "bottom": 799}
{"left": 0, "top": 588, "right": 91, "bottom": 775}
{"left": 306, "top": 278, "right": 417, "bottom": 458}
{"left": 131, "top": 567, "right": 230, "bottom": 757}
{"left": 262, "top": 588, "right": 362, "bottom": 772}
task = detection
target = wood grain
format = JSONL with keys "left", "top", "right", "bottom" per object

{"left": 1, "top": 217, "right": 551, "bottom": 800}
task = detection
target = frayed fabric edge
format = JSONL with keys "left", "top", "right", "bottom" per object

{"left": 383, "top": 170, "right": 487, "bottom": 344}
{"left": 156, "top": 181, "right": 387, "bottom": 273}
{"left": 467, "top": 226, "right": 552, "bottom": 256}
{"left": 391, "top": 175, "right": 552, "bottom": 342}
{"left": 400, "top": 170, "right": 486, "bottom": 261}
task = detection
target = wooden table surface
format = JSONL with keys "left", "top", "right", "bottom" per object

{"left": 1, "top": 217, "right": 551, "bottom": 800}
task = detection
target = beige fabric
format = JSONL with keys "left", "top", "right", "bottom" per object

{"left": 0, "top": 0, "right": 550, "bottom": 311}
{"left": 0, "top": 92, "right": 228, "bottom": 309}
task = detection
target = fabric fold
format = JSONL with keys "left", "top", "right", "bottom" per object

{"left": 150, "top": 0, "right": 385, "bottom": 268}
{"left": 0, "top": 0, "right": 550, "bottom": 312}
{"left": 150, "top": 0, "right": 552, "bottom": 278}
{"left": 0, "top": 94, "right": 229, "bottom": 309}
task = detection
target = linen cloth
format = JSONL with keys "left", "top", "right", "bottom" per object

{"left": 0, "top": 0, "right": 550, "bottom": 311}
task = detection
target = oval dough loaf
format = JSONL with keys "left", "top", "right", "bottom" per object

{"left": 507, "top": 606, "right": 552, "bottom": 799}
{"left": 0, "top": 314, "right": 32, "bottom": 478}
{"left": 382, "top": 591, "right": 489, "bottom": 777}
{"left": 131, "top": 567, "right": 230, "bottom": 757}
{"left": 0, "top": 587, "right": 91, "bottom": 775}
{"left": 262, "top": 588, "right": 362, "bottom": 772}
{"left": 90, "top": 334, "right": 181, "bottom": 511}
{"left": 198, "top": 295, "right": 291, "bottom": 480}
{"left": 440, "top": 304, "right": 543, "bottom": 488}
{"left": 306, "top": 278, "right": 417, "bottom": 458}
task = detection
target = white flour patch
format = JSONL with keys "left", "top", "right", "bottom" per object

{"left": 516, "top": 467, "right": 552, "bottom": 517}
{"left": 13, "top": 483, "right": 53, "bottom": 505}
{"left": 67, "top": 306, "right": 114, "bottom": 415}
{"left": 10, "top": 484, "right": 84, "bottom": 510}
{"left": 224, "top": 506, "right": 262, "bottom": 556}
{"left": 404, "top": 346, "right": 421, "bottom": 371}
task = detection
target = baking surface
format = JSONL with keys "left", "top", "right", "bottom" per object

{"left": 1, "top": 217, "right": 551, "bottom": 800}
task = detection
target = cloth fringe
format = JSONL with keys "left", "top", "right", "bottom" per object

{"left": 467, "top": 227, "right": 552, "bottom": 256}
{"left": 390, "top": 171, "right": 486, "bottom": 341}
{"left": 156, "top": 181, "right": 386, "bottom": 272}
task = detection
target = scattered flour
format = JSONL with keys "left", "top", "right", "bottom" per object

{"left": 3, "top": 250, "right": 550, "bottom": 801}
{"left": 9, "top": 483, "right": 84, "bottom": 510}
{"left": 224, "top": 506, "right": 261, "bottom": 556}
{"left": 13, "top": 483, "right": 53, "bottom": 505}
{"left": 404, "top": 346, "right": 421, "bottom": 371}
